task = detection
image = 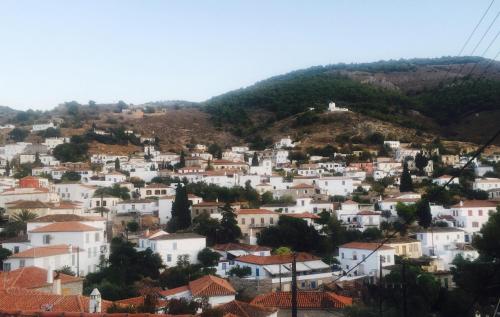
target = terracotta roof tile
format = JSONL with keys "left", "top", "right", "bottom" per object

{"left": 339, "top": 242, "right": 393, "bottom": 251}
{"left": 8, "top": 244, "right": 75, "bottom": 259}
{"left": 235, "top": 253, "right": 319, "bottom": 265}
{"left": 188, "top": 275, "right": 235, "bottom": 297}
{"left": 250, "top": 291, "right": 352, "bottom": 309}
{"left": 0, "top": 266, "right": 82, "bottom": 290}
{"left": 237, "top": 209, "right": 277, "bottom": 215}
{"left": 451, "top": 200, "right": 498, "bottom": 208}
{"left": 212, "top": 243, "right": 271, "bottom": 253}
{"left": 218, "top": 300, "right": 277, "bottom": 317}
{"left": 284, "top": 212, "right": 320, "bottom": 219}
{"left": 29, "top": 221, "right": 100, "bottom": 233}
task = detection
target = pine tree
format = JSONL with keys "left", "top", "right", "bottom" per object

{"left": 34, "top": 152, "right": 41, "bottom": 166}
{"left": 415, "top": 151, "right": 429, "bottom": 175}
{"left": 179, "top": 151, "right": 185, "bottom": 168}
{"left": 167, "top": 183, "right": 191, "bottom": 232}
{"left": 251, "top": 152, "right": 259, "bottom": 166}
{"left": 114, "top": 158, "right": 120, "bottom": 171}
{"left": 399, "top": 162, "right": 414, "bottom": 192}
{"left": 218, "top": 203, "right": 242, "bottom": 243}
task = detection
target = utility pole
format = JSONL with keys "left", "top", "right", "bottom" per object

{"left": 402, "top": 260, "right": 408, "bottom": 317}
{"left": 379, "top": 255, "right": 384, "bottom": 317}
{"left": 291, "top": 252, "right": 298, "bottom": 317}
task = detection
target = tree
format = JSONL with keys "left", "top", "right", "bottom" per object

{"left": 395, "top": 203, "right": 417, "bottom": 234}
{"left": 61, "top": 171, "right": 82, "bottom": 182}
{"left": 415, "top": 199, "right": 432, "bottom": 228}
{"left": 274, "top": 246, "right": 292, "bottom": 255}
{"left": 178, "top": 151, "right": 185, "bottom": 168}
{"left": 228, "top": 265, "right": 252, "bottom": 278}
{"left": 4, "top": 160, "right": 10, "bottom": 177}
{"left": 53, "top": 139, "right": 89, "bottom": 162}
{"left": 207, "top": 144, "right": 222, "bottom": 159}
{"left": 126, "top": 221, "right": 139, "bottom": 233}
{"left": 415, "top": 151, "right": 429, "bottom": 174}
{"left": 197, "top": 248, "right": 221, "bottom": 267}
{"left": 95, "top": 185, "right": 130, "bottom": 200}
{"left": 0, "top": 247, "right": 12, "bottom": 268}
{"left": 399, "top": 162, "right": 413, "bottom": 192}
{"left": 8, "top": 128, "right": 28, "bottom": 142}
{"left": 167, "top": 184, "right": 191, "bottom": 232}
{"left": 217, "top": 203, "right": 242, "bottom": 243}
{"left": 192, "top": 213, "right": 221, "bottom": 246}
{"left": 56, "top": 265, "right": 76, "bottom": 276}
{"left": 10, "top": 210, "right": 38, "bottom": 234}
{"left": 115, "top": 158, "right": 120, "bottom": 171}
{"left": 166, "top": 298, "right": 200, "bottom": 315}
{"left": 251, "top": 152, "right": 259, "bottom": 166}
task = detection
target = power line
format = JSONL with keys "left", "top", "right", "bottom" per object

{"left": 440, "top": 0, "right": 497, "bottom": 82}
{"left": 332, "top": 125, "right": 500, "bottom": 284}
{"left": 465, "top": 29, "right": 500, "bottom": 77}
{"left": 451, "top": 10, "right": 500, "bottom": 81}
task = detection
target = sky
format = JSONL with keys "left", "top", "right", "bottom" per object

{"left": 0, "top": 0, "right": 498, "bottom": 110}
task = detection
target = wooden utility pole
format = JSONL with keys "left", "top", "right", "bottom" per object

{"left": 291, "top": 252, "right": 298, "bottom": 317}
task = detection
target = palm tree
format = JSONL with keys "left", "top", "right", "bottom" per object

{"left": 7, "top": 209, "right": 38, "bottom": 236}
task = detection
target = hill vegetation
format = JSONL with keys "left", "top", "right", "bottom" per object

{"left": 204, "top": 56, "right": 500, "bottom": 145}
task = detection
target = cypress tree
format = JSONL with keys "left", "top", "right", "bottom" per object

{"left": 5, "top": 160, "right": 10, "bottom": 177}
{"left": 167, "top": 183, "right": 191, "bottom": 232}
{"left": 251, "top": 152, "right": 259, "bottom": 166}
{"left": 399, "top": 162, "right": 414, "bottom": 192}
{"left": 115, "top": 158, "right": 120, "bottom": 171}
{"left": 218, "top": 203, "right": 242, "bottom": 243}
{"left": 179, "top": 151, "right": 185, "bottom": 168}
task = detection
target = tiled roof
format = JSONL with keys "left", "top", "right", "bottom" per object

{"left": 8, "top": 244, "right": 75, "bottom": 259}
{"left": 0, "top": 235, "right": 29, "bottom": 244}
{"left": 237, "top": 209, "right": 277, "bottom": 215}
{"left": 284, "top": 212, "right": 320, "bottom": 219}
{"left": 149, "top": 233, "right": 205, "bottom": 241}
{"left": 342, "top": 200, "right": 358, "bottom": 205}
{"left": 218, "top": 300, "right": 277, "bottom": 317}
{"left": 29, "top": 221, "right": 100, "bottom": 233}
{"left": 290, "top": 183, "right": 315, "bottom": 189}
{"left": 188, "top": 275, "right": 235, "bottom": 297}
{"left": 250, "top": 291, "right": 352, "bottom": 309}
{"left": 235, "top": 252, "right": 319, "bottom": 265}
{"left": 339, "top": 242, "right": 393, "bottom": 251}
{"left": 0, "top": 266, "right": 82, "bottom": 289}
{"left": 451, "top": 200, "right": 498, "bottom": 208}
{"left": 0, "top": 288, "right": 114, "bottom": 312}
{"left": 212, "top": 243, "right": 271, "bottom": 253}
{"left": 5, "top": 200, "right": 49, "bottom": 209}
{"left": 160, "top": 285, "right": 190, "bottom": 297}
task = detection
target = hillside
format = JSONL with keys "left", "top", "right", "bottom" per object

{"left": 204, "top": 56, "right": 500, "bottom": 145}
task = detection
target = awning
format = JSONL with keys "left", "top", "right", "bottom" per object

{"left": 284, "top": 262, "right": 311, "bottom": 272}
{"left": 264, "top": 264, "right": 290, "bottom": 275}
{"left": 304, "top": 260, "right": 330, "bottom": 270}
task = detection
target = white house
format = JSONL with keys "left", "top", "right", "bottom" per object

{"left": 315, "top": 176, "right": 354, "bottom": 196}
{"left": 338, "top": 242, "right": 395, "bottom": 279}
{"left": 234, "top": 252, "right": 332, "bottom": 291}
{"left": 137, "top": 232, "right": 206, "bottom": 267}
{"left": 31, "top": 122, "right": 55, "bottom": 132}
{"left": 377, "top": 192, "right": 421, "bottom": 217}
{"left": 275, "top": 137, "right": 295, "bottom": 149}
{"left": 116, "top": 199, "right": 158, "bottom": 215}
{"left": 328, "top": 102, "right": 348, "bottom": 112}
{"left": 212, "top": 243, "right": 272, "bottom": 277}
{"left": 53, "top": 183, "right": 96, "bottom": 211}
{"left": 472, "top": 178, "right": 500, "bottom": 191}
{"left": 449, "top": 200, "right": 498, "bottom": 240}
{"left": 414, "top": 227, "right": 478, "bottom": 269}
{"left": 3, "top": 244, "right": 79, "bottom": 273}
{"left": 383, "top": 141, "right": 401, "bottom": 149}
{"left": 433, "top": 175, "right": 459, "bottom": 186}
{"left": 43, "top": 137, "right": 70, "bottom": 150}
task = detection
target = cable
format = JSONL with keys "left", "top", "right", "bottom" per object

{"left": 440, "top": 0, "right": 497, "bottom": 82}
{"left": 465, "top": 29, "right": 500, "bottom": 77}
{"left": 451, "top": 10, "right": 500, "bottom": 81}
{"left": 332, "top": 125, "right": 500, "bottom": 284}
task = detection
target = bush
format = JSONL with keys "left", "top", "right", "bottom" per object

{"left": 228, "top": 265, "right": 252, "bottom": 278}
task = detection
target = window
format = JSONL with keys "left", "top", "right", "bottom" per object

{"left": 96, "top": 201, "right": 100, "bottom": 207}
{"left": 95, "top": 232, "right": 100, "bottom": 242}
{"left": 43, "top": 235, "right": 51, "bottom": 244}
{"left": 19, "top": 260, "right": 25, "bottom": 268}
{"left": 260, "top": 217, "right": 264, "bottom": 225}
{"left": 173, "top": 242, "right": 177, "bottom": 250}
{"left": 167, "top": 254, "right": 172, "bottom": 262}
{"left": 93, "top": 247, "right": 97, "bottom": 257}
{"left": 13, "top": 246, "right": 19, "bottom": 254}
{"left": 251, "top": 218, "right": 255, "bottom": 225}
{"left": 242, "top": 218, "right": 246, "bottom": 225}
{"left": 352, "top": 252, "right": 357, "bottom": 260}
{"left": 468, "top": 210, "right": 472, "bottom": 216}
{"left": 3, "top": 263, "right": 11, "bottom": 272}
{"left": 478, "top": 210, "right": 483, "bottom": 216}
{"left": 72, "top": 254, "right": 76, "bottom": 266}
{"left": 88, "top": 248, "right": 91, "bottom": 258}
{"left": 86, "top": 233, "right": 90, "bottom": 243}
{"left": 222, "top": 263, "right": 227, "bottom": 270}
{"left": 256, "top": 268, "right": 260, "bottom": 277}
{"left": 270, "top": 217, "right": 274, "bottom": 225}
{"left": 472, "top": 221, "right": 479, "bottom": 228}
{"left": 311, "top": 281, "right": 317, "bottom": 288}
{"left": 341, "top": 252, "right": 344, "bottom": 259}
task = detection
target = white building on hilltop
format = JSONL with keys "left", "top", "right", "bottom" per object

{"left": 328, "top": 102, "right": 349, "bottom": 112}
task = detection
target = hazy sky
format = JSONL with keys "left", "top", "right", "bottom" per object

{"left": 0, "top": 0, "right": 498, "bottom": 110}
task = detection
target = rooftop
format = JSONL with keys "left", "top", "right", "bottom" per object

{"left": 251, "top": 291, "right": 352, "bottom": 309}
{"left": 188, "top": 275, "right": 236, "bottom": 297}
{"left": 237, "top": 209, "right": 277, "bottom": 215}
{"left": 29, "top": 221, "right": 100, "bottom": 233}
{"left": 0, "top": 266, "right": 82, "bottom": 290}
{"left": 235, "top": 252, "right": 319, "bottom": 265}
{"left": 8, "top": 244, "right": 76, "bottom": 259}
{"left": 339, "top": 242, "right": 394, "bottom": 251}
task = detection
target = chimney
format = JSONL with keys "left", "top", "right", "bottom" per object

{"left": 459, "top": 200, "right": 464, "bottom": 207}
{"left": 52, "top": 272, "right": 62, "bottom": 295}
{"left": 47, "top": 266, "right": 54, "bottom": 284}
{"left": 89, "top": 288, "right": 102, "bottom": 313}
